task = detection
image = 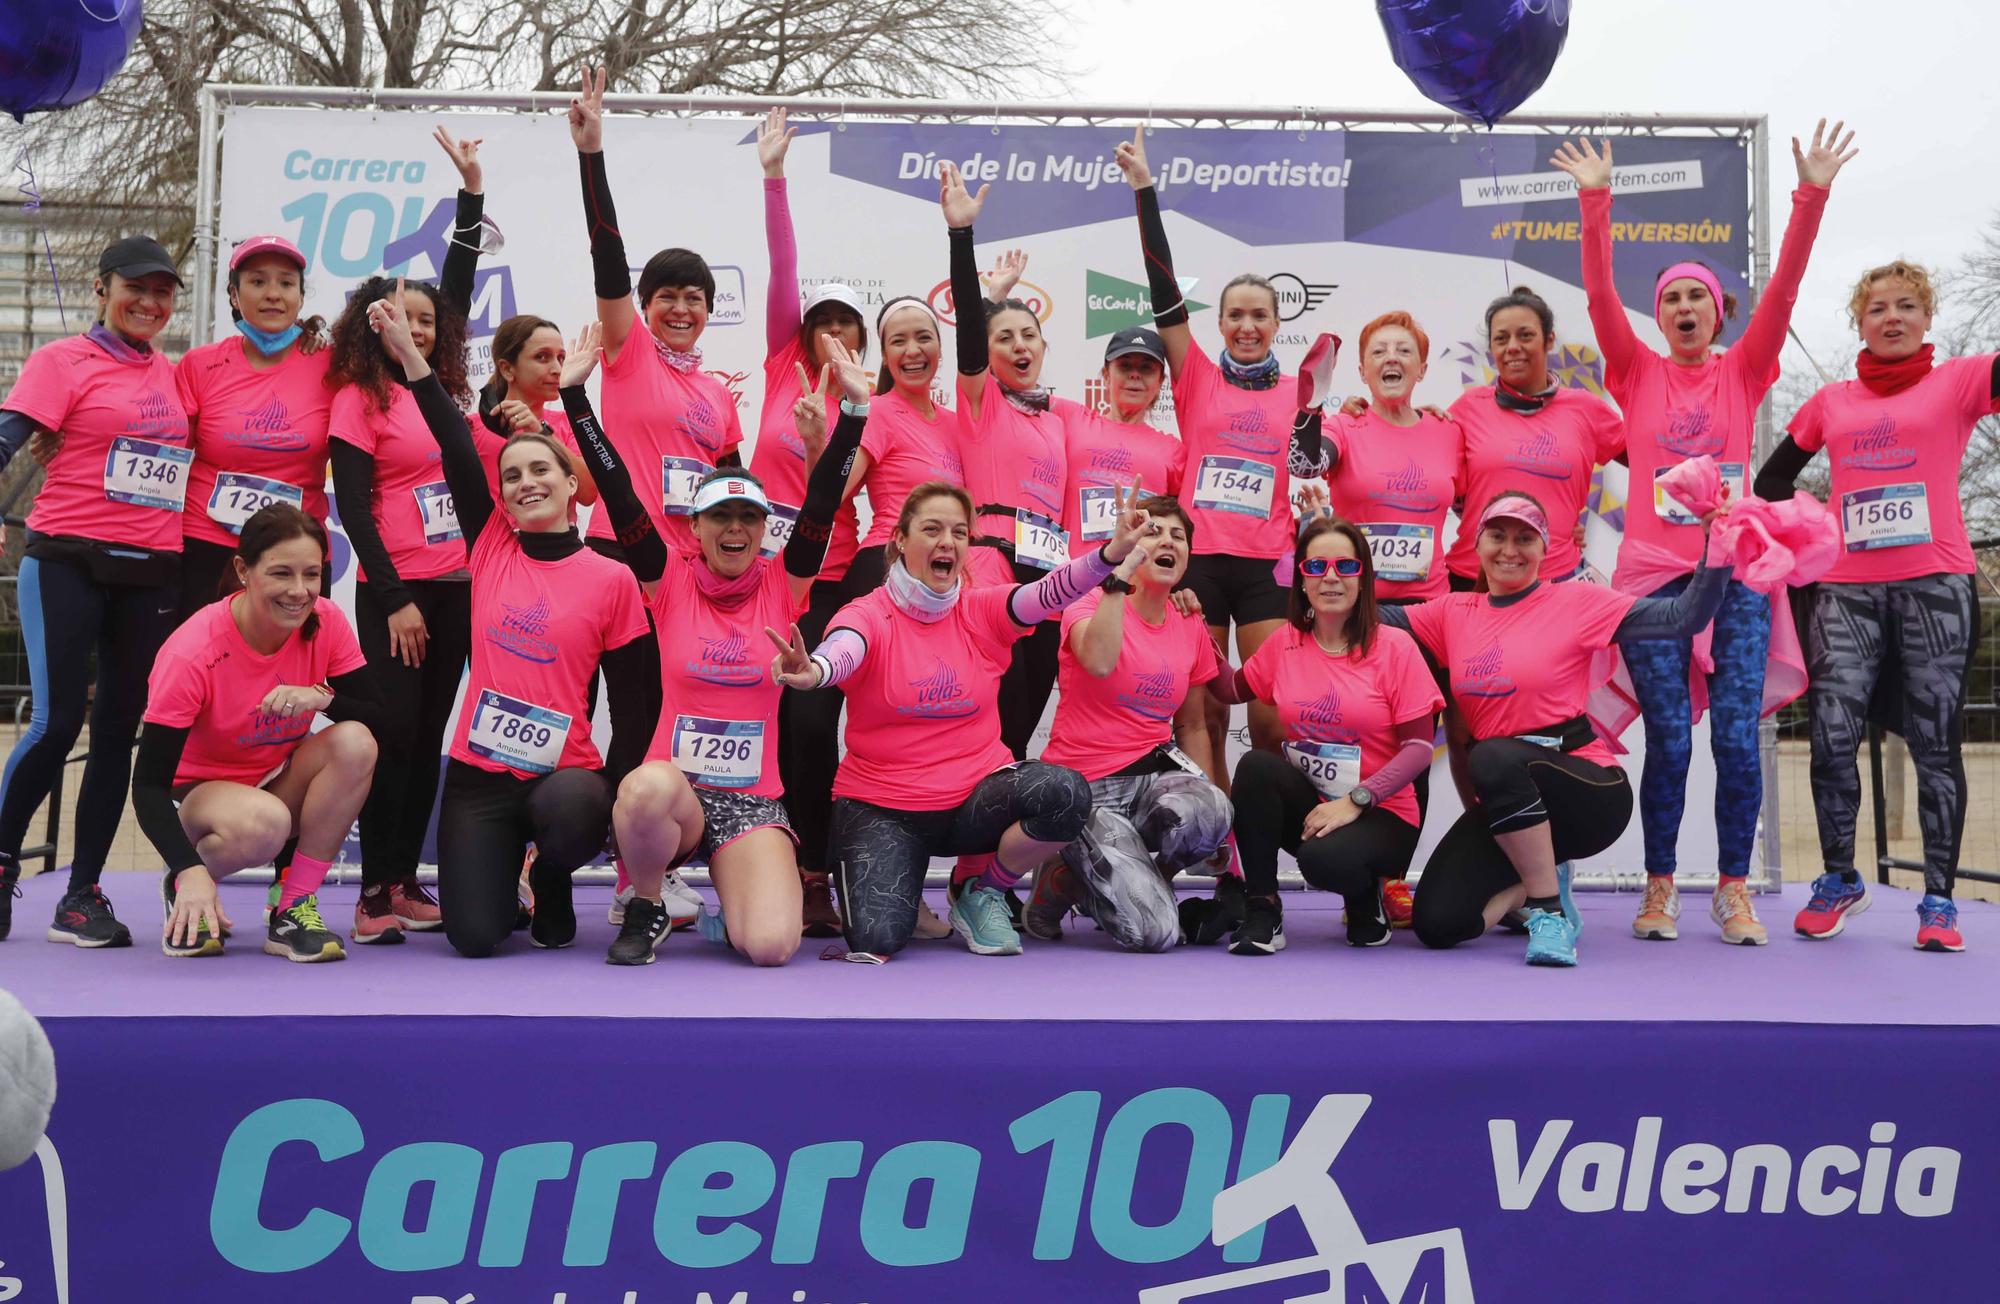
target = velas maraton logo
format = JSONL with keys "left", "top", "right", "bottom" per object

{"left": 1087, "top": 269, "right": 1206, "bottom": 339}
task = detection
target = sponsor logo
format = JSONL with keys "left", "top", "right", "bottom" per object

{"left": 1115, "top": 661, "right": 1180, "bottom": 721}
{"left": 234, "top": 708, "right": 313, "bottom": 751}
{"left": 487, "top": 595, "right": 558, "bottom": 664}
{"left": 705, "top": 367, "right": 751, "bottom": 413}
{"left": 1371, "top": 456, "right": 1445, "bottom": 513}
{"left": 129, "top": 385, "right": 187, "bottom": 441}
{"left": 225, "top": 396, "right": 310, "bottom": 451}
{"left": 1502, "top": 429, "right": 1573, "bottom": 481}
{"left": 1266, "top": 272, "right": 1336, "bottom": 322}
{"left": 902, "top": 658, "right": 976, "bottom": 717}
{"left": 707, "top": 264, "right": 748, "bottom": 327}
{"left": 1656, "top": 405, "right": 1724, "bottom": 458}
{"left": 1295, "top": 686, "right": 1345, "bottom": 729}
{"left": 1455, "top": 639, "right": 1516, "bottom": 699}
{"left": 1085, "top": 268, "right": 1204, "bottom": 339}
{"left": 927, "top": 277, "right": 1054, "bottom": 328}
{"left": 687, "top": 627, "right": 760, "bottom": 686}
{"left": 1836, "top": 415, "right": 1918, "bottom": 472}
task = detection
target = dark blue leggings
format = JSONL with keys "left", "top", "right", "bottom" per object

{"left": 1620, "top": 576, "right": 1769, "bottom": 878}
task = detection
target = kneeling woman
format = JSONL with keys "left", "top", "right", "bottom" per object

{"left": 373, "top": 294, "right": 660, "bottom": 958}
{"left": 142, "top": 505, "right": 382, "bottom": 962}
{"left": 1032, "top": 496, "right": 1231, "bottom": 952}
{"left": 1383, "top": 493, "right": 1733, "bottom": 966}
{"left": 1221, "top": 517, "right": 1444, "bottom": 954}
{"left": 771, "top": 483, "right": 1153, "bottom": 959}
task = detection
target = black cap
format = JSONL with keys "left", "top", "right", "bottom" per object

{"left": 97, "top": 236, "right": 183, "bottom": 286}
{"left": 1104, "top": 326, "right": 1167, "bottom": 365}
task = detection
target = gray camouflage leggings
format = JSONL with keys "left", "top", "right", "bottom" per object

{"left": 1059, "top": 769, "right": 1234, "bottom": 952}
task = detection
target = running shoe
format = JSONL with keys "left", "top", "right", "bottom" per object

{"left": 352, "top": 883, "right": 406, "bottom": 945}
{"left": 1793, "top": 872, "right": 1868, "bottom": 939}
{"left": 389, "top": 877, "right": 443, "bottom": 931}
{"left": 265, "top": 896, "right": 346, "bottom": 963}
{"left": 608, "top": 883, "right": 632, "bottom": 925}
{"left": 1382, "top": 878, "right": 1414, "bottom": 929}
{"left": 1181, "top": 872, "right": 1247, "bottom": 946}
{"left": 264, "top": 875, "right": 281, "bottom": 921}
{"left": 0, "top": 855, "right": 19, "bottom": 942}
{"left": 697, "top": 903, "right": 730, "bottom": 946}
{"left": 1916, "top": 895, "right": 1964, "bottom": 953}
{"left": 47, "top": 885, "right": 132, "bottom": 948}
{"left": 661, "top": 870, "right": 703, "bottom": 930}
{"left": 1229, "top": 896, "right": 1286, "bottom": 956}
{"left": 1710, "top": 878, "right": 1768, "bottom": 946}
{"left": 530, "top": 887, "right": 576, "bottom": 950}
{"left": 1346, "top": 881, "right": 1391, "bottom": 948}
{"left": 913, "top": 896, "right": 953, "bottom": 940}
{"left": 159, "top": 870, "right": 224, "bottom": 958}
{"left": 949, "top": 882, "right": 1022, "bottom": 956}
{"left": 801, "top": 871, "right": 843, "bottom": 938}
{"left": 1523, "top": 907, "right": 1578, "bottom": 967}
{"left": 1632, "top": 875, "right": 1681, "bottom": 941}
{"left": 1024, "top": 860, "right": 1079, "bottom": 942}
{"left": 607, "top": 894, "right": 672, "bottom": 965}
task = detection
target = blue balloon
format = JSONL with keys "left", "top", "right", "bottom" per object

{"left": 1376, "top": 0, "right": 1570, "bottom": 127}
{"left": 0, "top": 0, "right": 143, "bottom": 123}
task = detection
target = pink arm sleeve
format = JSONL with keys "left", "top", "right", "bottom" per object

{"left": 1355, "top": 717, "right": 1436, "bottom": 805}
{"left": 809, "top": 626, "right": 866, "bottom": 688}
{"left": 1734, "top": 185, "right": 1829, "bottom": 382}
{"left": 1008, "top": 549, "right": 1116, "bottom": 625}
{"left": 1578, "top": 187, "right": 1642, "bottom": 383}
{"left": 764, "top": 177, "right": 800, "bottom": 356}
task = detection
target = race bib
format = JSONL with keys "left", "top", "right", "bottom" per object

{"left": 1078, "top": 485, "right": 1121, "bottom": 542}
{"left": 206, "top": 472, "right": 305, "bottom": 535}
{"left": 1283, "top": 740, "right": 1361, "bottom": 801}
{"left": 1653, "top": 461, "right": 1746, "bottom": 526}
{"left": 757, "top": 503, "right": 801, "bottom": 559}
{"left": 1193, "top": 456, "right": 1275, "bottom": 518}
{"left": 1358, "top": 522, "right": 1436, "bottom": 584}
{"left": 671, "top": 715, "right": 764, "bottom": 789}
{"left": 412, "top": 480, "right": 461, "bottom": 546}
{"left": 661, "top": 456, "right": 713, "bottom": 517}
{"left": 1841, "top": 483, "right": 1932, "bottom": 552}
{"left": 1014, "top": 508, "right": 1068, "bottom": 571}
{"left": 102, "top": 437, "right": 192, "bottom": 511}
{"left": 466, "top": 690, "right": 570, "bottom": 775}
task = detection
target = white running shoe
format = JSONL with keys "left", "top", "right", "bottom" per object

{"left": 661, "top": 871, "right": 704, "bottom": 930}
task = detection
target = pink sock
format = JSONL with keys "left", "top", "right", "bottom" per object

{"left": 1217, "top": 832, "right": 1245, "bottom": 880}
{"left": 613, "top": 856, "right": 633, "bottom": 894}
{"left": 952, "top": 853, "right": 994, "bottom": 887}
{"left": 278, "top": 853, "right": 333, "bottom": 910}
{"left": 978, "top": 852, "right": 1027, "bottom": 893}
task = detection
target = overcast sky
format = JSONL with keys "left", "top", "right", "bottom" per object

{"left": 1063, "top": 0, "right": 2000, "bottom": 376}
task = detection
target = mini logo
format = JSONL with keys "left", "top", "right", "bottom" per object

{"left": 1266, "top": 272, "right": 1337, "bottom": 322}
{"left": 927, "top": 277, "right": 1055, "bottom": 328}
{"left": 1085, "top": 268, "right": 1205, "bottom": 339}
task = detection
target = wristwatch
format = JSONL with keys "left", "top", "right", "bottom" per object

{"left": 1348, "top": 785, "right": 1375, "bottom": 810}
{"left": 1104, "top": 575, "right": 1136, "bottom": 595}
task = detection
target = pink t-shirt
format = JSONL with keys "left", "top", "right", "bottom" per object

{"left": 449, "top": 522, "right": 652, "bottom": 778}
{"left": 328, "top": 383, "right": 479, "bottom": 583}
{"left": 1173, "top": 341, "right": 1298, "bottom": 560}
{"left": 828, "top": 583, "right": 1029, "bottom": 809}
{"left": 1607, "top": 349, "right": 1768, "bottom": 563}
{"left": 1444, "top": 386, "right": 1624, "bottom": 582}
{"left": 4, "top": 334, "right": 190, "bottom": 550}
{"left": 956, "top": 372, "right": 1067, "bottom": 554}
{"left": 593, "top": 334, "right": 745, "bottom": 552}
{"left": 750, "top": 338, "right": 861, "bottom": 581}
{"left": 647, "top": 551, "right": 804, "bottom": 799}
{"left": 1055, "top": 399, "right": 1185, "bottom": 557}
{"left": 1789, "top": 355, "right": 2000, "bottom": 584}
{"left": 174, "top": 339, "right": 333, "bottom": 547}
{"left": 1402, "top": 583, "right": 1638, "bottom": 768}
{"left": 859, "top": 389, "right": 963, "bottom": 548}
{"left": 1325, "top": 410, "right": 1465, "bottom": 600}
{"left": 1043, "top": 590, "right": 1218, "bottom": 780}
{"left": 1241, "top": 623, "right": 1442, "bottom": 827}
{"left": 144, "top": 595, "right": 367, "bottom": 786}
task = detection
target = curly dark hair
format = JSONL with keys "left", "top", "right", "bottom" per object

{"left": 324, "top": 276, "right": 471, "bottom": 413}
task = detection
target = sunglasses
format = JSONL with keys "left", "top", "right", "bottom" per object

{"left": 1299, "top": 556, "right": 1364, "bottom": 579}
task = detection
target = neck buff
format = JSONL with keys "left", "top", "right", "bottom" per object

{"left": 1856, "top": 343, "right": 1935, "bottom": 398}
{"left": 1001, "top": 383, "right": 1052, "bottom": 414}
{"left": 652, "top": 334, "right": 703, "bottom": 373}
{"left": 1493, "top": 375, "right": 1559, "bottom": 414}
{"left": 1219, "top": 350, "right": 1281, "bottom": 390}
{"left": 235, "top": 318, "right": 302, "bottom": 357}
{"left": 689, "top": 551, "right": 765, "bottom": 611}
{"left": 86, "top": 321, "right": 151, "bottom": 363}
{"left": 885, "top": 554, "right": 961, "bottom": 622}
{"left": 517, "top": 526, "right": 582, "bottom": 561}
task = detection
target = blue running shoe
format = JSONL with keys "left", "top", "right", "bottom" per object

{"left": 1793, "top": 872, "right": 1868, "bottom": 939}
{"left": 950, "top": 883, "right": 1022, "bottom": 956}
{"left": 1556, "top": 861, "right": 1580, "bottom": 934}
{"left": 1524, "top": 907, "right": 1578, "bottom": 967}
{"left": 697, "top": 903, "right": 730, "bottom": 946}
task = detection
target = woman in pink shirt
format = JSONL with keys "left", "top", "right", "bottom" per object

{"left": 1056, "top": 327, "right": 1187, "bottom": 559}
{"left": 0, "top": 235, "right": 191, "bottom": 949}
{"left": 770, "top": 482, "right": 1153, "bottom": 960}
{"left": 370, "top": 298, "right": 659, "bottom": 960}
{"left": 1382, "top": 492, "right": 1734, "bottom": 967}
{"left": 1755, "top": 260, "right": 2000, "bottom": 953}
{"left": 1550, "top": 125, "right": 1853, "bottom": 947}
{"left": 1030, "top": 496, "right": 1230, "bottom": 951}
{"left": 475, "top": 314, "right": 599, "bottom": 506}
{"left": 140, "top": 506, "right": 381, "bottom": 963}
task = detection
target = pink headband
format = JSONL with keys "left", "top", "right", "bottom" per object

{"left": 1654, "top": 262, "right": 1724, "bottom": 320}
{"left": 1479, "top": 495, "right": 1549, "bottom": 545}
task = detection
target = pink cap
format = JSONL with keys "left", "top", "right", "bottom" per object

{"left": 1478, "top": 494, "right": 1549, "bottom": 545}
{"left": 230, "top": 235, "right": 308, "bottom": 273}
{"left": 1653, "top": 261, "right": 1724, "bottom": 321}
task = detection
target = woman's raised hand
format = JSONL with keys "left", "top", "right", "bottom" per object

{"left": 821, "top": 335, "right": 872, "bottom": 405}
{"left": 365, "top": 280, "right": 424, "bottom": 372}
{"left": 432, "top": 125, "right": 484, "bottom": 194}
{"left": 1548, "top": 138, "right": 1612, "bottom": 190}
{"left": 561, "top": 321, "right": 603, "bottom": 388}
{"left": 939, "top": 161, "right": 988, "bottom": 229}
{"left": 765, "top": 623, "right": 819, "bottom": 689}
{"left": 1793, "top": 118, "right": 1858, "bottom": 188}
{"left": 1113, "top": 124, "right": 1153, "bottom": 190}
{"left": 983, "top": 249, "right": 1029, "bottom": 302}
{"left": 1103, "top": 478, "right": 1151, "bottom": 563}
{"left": 757, "top": 105, "right": 796, "bottom": 178}
{"left": 568, "top": 66, "right": 607, "bottom": 153}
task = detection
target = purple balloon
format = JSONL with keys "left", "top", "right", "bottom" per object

{"left": 1376, "top": 0, "right": 1570, "bottom": 127}
{"left": 0, "top": 0, "right": 143, "bottom": 122}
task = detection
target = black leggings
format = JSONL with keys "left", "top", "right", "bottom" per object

{"left": 178, "top": 535, "right": 332, "bottom": 622}
{"left": 1412, "top": 739, "right": 1631, "bottom": 949}
{"left": 832, "top": 760, "right": 1091, "bottom": 956}
{"left": 778, "top": 548, "right": 886, "bottom": 873}
{"left": 436, "top": 760, "right": 613, "bottom": 957}
{"left": 355, "top": 577, "right": 472, "bottom": 887}
{"left": 1231, "top": 749, "right": 1420, "bottom": 902}
{"left": 0, "top": 553, "right": 178, "bottom": 889}
{"left": 987, "top": 549, "right": 1061, "bottom": 758}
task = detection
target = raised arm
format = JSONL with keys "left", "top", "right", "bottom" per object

{"left": 1551, "top": 139, "right": 1642, "bottom": 381}
{"left": 569, "top": 68, "right": 638, "bottom": 359}
{"left": 1735, "top": 120, "right": 1853, "bottom": 375}
{"left": 558, "top": 323, "right": 669, "bottom": 586}
{"left": 759, "top": 107, "right": 801, "bottom": 357}
{"left": 368, "top": 287, "right": 493, "bottom": 546}
{"left": 942, "top": 162, "right": 990, "bottom": 387}
{"left": 782, "top": 337, "right": 870, "bottom": 598}
{"left": 1614, "top": 540, "right": 1734, "bottom": 643}
{"left": 1007, "top": 481, "right": 1148, "bottom": 626}
{"left": 432, "top": 126, "right": 486, "bottom": 317}
{"left": 1114, "top": 126, "right": 1192, "bottom": 378}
